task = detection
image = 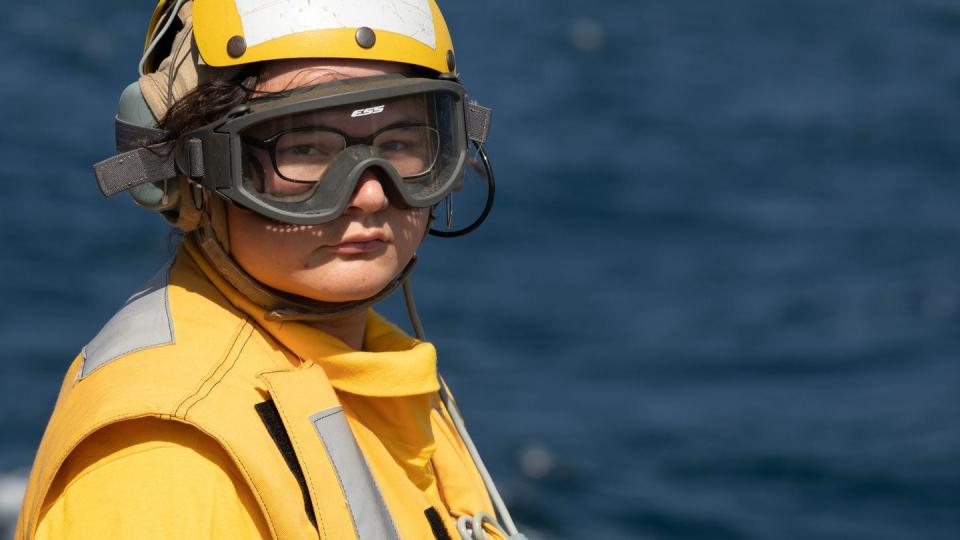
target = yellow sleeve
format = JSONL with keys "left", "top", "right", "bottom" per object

{"left": 36, "top": 417, "right": 271, "bottom": 539}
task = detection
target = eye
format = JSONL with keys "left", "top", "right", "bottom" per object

{"left": 378, "top": 139, "right": 412, "bottom": 153}
{"left": 278, "top": 142, "right": 332, "bottom": 159}
{"left": 287, "top": 144, "right": 324, "bottom": 157}
{"left": 376, "top": 129, "right": 426, "bottom": 156}
{"left": 372, "top": 126, "right": 439, "bottom": 177}
{"left": 276, "top": 130, "right": 344, "bottom": 162}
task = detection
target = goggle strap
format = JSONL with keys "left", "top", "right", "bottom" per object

{"left": 115, "top": 117, "right": 169, "bottom": 152}
{"left": 93, "top": 142, "right": 176, "bottom": 197}
{"left": 466, "top": 100, "right": 492, "bottom": 145}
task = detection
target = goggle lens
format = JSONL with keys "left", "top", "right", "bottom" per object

{"left": 229, "top": 83, "right": 466, "bottom": 220}
{"left": 270, "top": 125, "right": 440, "bottom": 182}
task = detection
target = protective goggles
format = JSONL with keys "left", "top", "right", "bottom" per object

{"left": 94, "top": 75, "right": 492, "bottom": 225}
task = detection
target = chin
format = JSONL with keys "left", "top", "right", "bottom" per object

{"left": 300, "top": 287, "right": 389, "bottom": 304}
{"left": 292, "top": 273, "right": 399, "bottom": 304}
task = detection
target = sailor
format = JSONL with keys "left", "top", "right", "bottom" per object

{"left": 15, "top": 1, "right": 521, "bottom": 539}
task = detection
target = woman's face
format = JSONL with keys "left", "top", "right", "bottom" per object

{"left": 227, "top": 59, "right": 431, "bottom": 303}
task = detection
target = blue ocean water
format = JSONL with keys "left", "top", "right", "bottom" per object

{"left": 2, "top": 0, "right": 959, "bottom": 538}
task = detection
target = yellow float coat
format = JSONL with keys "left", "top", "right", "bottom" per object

{"left": 16, "top": 238, "right": 501, "bottom": 539}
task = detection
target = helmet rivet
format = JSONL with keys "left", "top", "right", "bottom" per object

{"left": 446, "top": 50, "right": 456, "bottom": 72}
{"left": 355, "top": 27, "right": 377, "bottom": 49}
{"left": 227, "top": 35, "right": 247, "bottom": 58}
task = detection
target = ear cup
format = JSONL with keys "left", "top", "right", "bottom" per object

{"left": 116, "top": 81, "right": 183, "bottom": 224}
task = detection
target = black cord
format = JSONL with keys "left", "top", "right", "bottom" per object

{"left": 430, "top": 142, "right": 495, "bottom": 238}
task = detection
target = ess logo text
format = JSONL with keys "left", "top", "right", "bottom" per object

{"left": 351, "top": 105, "right": 385, "bottom": 117}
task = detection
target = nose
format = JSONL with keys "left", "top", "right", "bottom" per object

{"left": 346, "top": 167, "right": 390, "bottom": 215}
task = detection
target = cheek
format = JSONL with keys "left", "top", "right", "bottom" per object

{"left": 226, "top": 205, "right": 310, "bottom": 278}
{"left": 227, "top": 205, "right": 271, "bottom": 272}
{"left": 392, "top": 208, "right": 430, "bottom": 257}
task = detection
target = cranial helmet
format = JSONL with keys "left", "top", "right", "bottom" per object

{"left": 156, "top": 0, "right": 457, "bottom": 73}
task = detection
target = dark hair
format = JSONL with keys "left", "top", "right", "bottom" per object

{"left": 160, "top": 66, "right": 262, "bottom": 137}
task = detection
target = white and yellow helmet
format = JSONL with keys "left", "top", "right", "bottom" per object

{"left": 142, "top": 0, "right": 458, "bottom": 77}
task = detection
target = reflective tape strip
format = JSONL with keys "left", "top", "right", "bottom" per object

{"left": 80, "top": 261, "right": 175, "bottom": 378}
{"left": 310, "top": 407, "right": 399, "bottom": 540}
{"left": 234, "top": 0, "right": 437, "bottom": 49}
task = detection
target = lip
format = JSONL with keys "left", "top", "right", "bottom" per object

{"left": 326, "top": 230, "right": 389, "bottom": 254}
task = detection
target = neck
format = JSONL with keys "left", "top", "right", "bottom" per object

{"left": 308, "top": 309, "right": 368, "bottom": 350}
